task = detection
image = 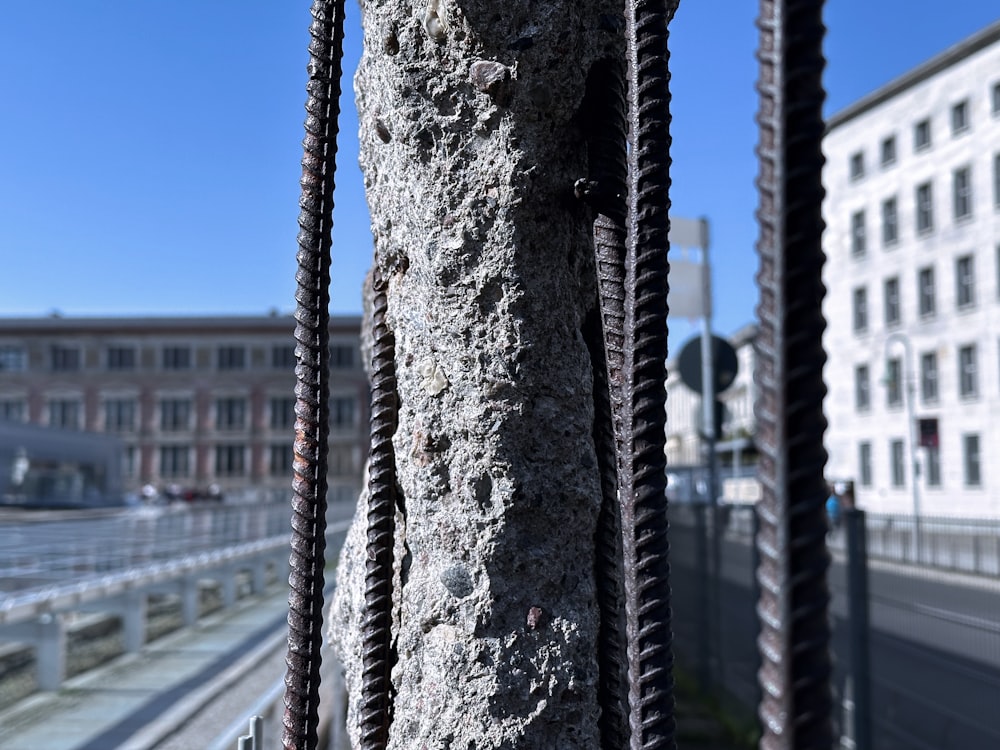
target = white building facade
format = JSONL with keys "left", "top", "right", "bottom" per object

{"left": 823, "top": 20, "right": 1000, "bottom": 517}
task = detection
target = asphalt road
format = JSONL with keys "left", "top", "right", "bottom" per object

{"left": 674, "top": 525, "right": 1000, "bottom": 749}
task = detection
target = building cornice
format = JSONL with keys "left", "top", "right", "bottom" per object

{"left": 827, "top": 18, "right": 1000, "bottom": 132}
{"left": 0, "top": 314, "right": 362, "bottom": 336}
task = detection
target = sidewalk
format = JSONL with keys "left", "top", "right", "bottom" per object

{"left": 0, "top": 585, "right": 291, "bottom": 750}
{"left": 0, "top": 582, "right": 749, "bottom": 750}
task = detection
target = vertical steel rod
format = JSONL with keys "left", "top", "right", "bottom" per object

{"left": 753, "top": 1, "right": 834, "bottom": 747}
{"left": 621, "top": 1, "right": 679, "bottom": 748}
{"left": 579, "top": 52, "right": 630, "bottom": 750}
{"left": 284, "top": 0, "right": 347, "bottom": 747}
{"left": 358, "top": 268, "right": 399, "bottom": 750}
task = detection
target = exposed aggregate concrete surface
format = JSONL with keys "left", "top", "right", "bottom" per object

{"left": 329, "top": 1, "right": 622, "bottom": 747}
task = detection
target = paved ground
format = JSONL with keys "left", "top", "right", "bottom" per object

{"left": 0, "top": 581, "right": 749, "bottom": 750}
{"left": 0, "top": 584, "right": 291, "bottom": 750}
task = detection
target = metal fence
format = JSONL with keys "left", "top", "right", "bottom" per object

{"left": 0, "top": 502, "right": 291, "bottom": 597}
{"left": 0, "top": 501, "right": 294, "bottom": 690}
{"left": 670, "top": 503, "right": 1000, "bottom": 749}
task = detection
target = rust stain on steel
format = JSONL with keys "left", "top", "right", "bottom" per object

{"left": 283, "top": 0, "right": 347, "bottom": 747}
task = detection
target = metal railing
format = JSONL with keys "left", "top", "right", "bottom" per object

{"left": 671, "top": 502, "right": 1000, "bottom": 750}
{"left": 0, "top": 502, "right": 291, "bottom": 597}
{"left": 0, "top": 501, "right": 294, "bottom": 690}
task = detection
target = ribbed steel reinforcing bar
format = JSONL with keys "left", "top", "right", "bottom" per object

{"left": 753, "top": 1, "right": 834, "bottom": 748}
{"left": 283, "top": 0, "right": 347, "bottom": 747}
{"left": 620, "top": 1, "right": 679, "bottom": 748}
{"left": 578, "top": 51, "right": 630, "bottom": 750}
{"left": 358, "top": 268, "right": 398, "bottom": 750}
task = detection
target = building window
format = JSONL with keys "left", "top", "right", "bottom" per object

{"left": 852, "top": 287, "right": 868, "bottom": 333}
{"left": 216, "top": 397, "right": 247, "bottom": 431}
{"left": 950, "top": 99, "right": 969, "bottom": 134}
{"left": 49, "top": 399, "right": 80, "bottom": 430}
{"left": 330, "top": 344, "right": 355, "bottom": 369}
{"left": 997, "top": 245, "right": 1000, "bottom": 301}
{"left": 858, "top": 442, "right": 872, "bottom": 487}
{"left": 925, "top": 444, "right": 941, "bottom": 487}
{"left": 952, "top": 166, "right": 973, "bottom": 221}
{"left": 217, "top": 345, "right": 246, "bottom": 371}
{"left": 104, "top": 398, "right": 136, "bottom": 432}
{"left": 51, "top": 345, "right": 81, "bottom": 372}
{"left": 123, "top": 445, "right": 137, "bottom": 479}
{"left": 215, "top": 445, "right": 246, "bottom": 477}
{"left": 919, "top": 351, "right": 938, "bottom": 404}
{"left": 956, "top": 254, "right": 975, "bottom": 309}
{"left": 914, "top": 118, "right": 931, "bottom": 151}
{"left": 963, "top": 433, "right": 981, "bottom": 487}
{"left": 993, "top": 82, "right": 1000, "bottom": 115}
{"left": 883, "top": 276, "right": 901, "bottom": 327}
{"left": 854, "top": 365, "right": 871, "bottom": 412}
{"left": 160, "top": 398, "right": 192, "bottom": 432}
{"left": 0, "top": 399, "right": 26, "bottom": 422}
{"left": 880, "top": 136, "right": 896, "bottom": 167}
{"left": 994, "top": 153, "right": 1000, "bottom": 209}
{"left": 958, "top": 344, "right": 978, "bottom": 398}
{"left": 917, "top": 266, "right": 935, "bottom": 318}
{"left": 849, "top": 151, "right": 865, "bottom": 181}
{"left": 890, "top": 439, "right": 905, "bottom": 487}
{"left": 272, "top": 344, "right": 296, "bottom": 369}
{"left": 162, "top": 346, "right": 192, "bottom": 370}
{"left": 331, "top": 396, "right": 357, "bottom": 429}
{"left": 885, "top": 357, "right": 902, "bottom": 408}
{"left": 269, "top": 443, "right": 293, "bottom": 476}
{"left": 106, "top": 346, "right": 136, "bottom": 371}
{"left": 159, "top": 445, "right": 191, "bottom": 479}
{"left": 0, "top": 345, "right": 27, "bottom": 372}
{"left": 330, "top": 444, "right": 357, "bottom": 476}
{"left": 270, "top": 397, "right": 296, "bottom": 430}
{"left": 850, "top": 210, "right": 866, "bottom": 255}
{"left": 881, "top": 196, "right": 898, "bottom": 246}
{"left": 916, "top": 182, "right": 934, "bottom": 234}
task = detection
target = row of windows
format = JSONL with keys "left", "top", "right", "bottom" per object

{"left": 856, "top": 433, "right": 981, "bottom": 490}
{"left": 851, "top": 251, "right": 988, "bottom": 334}
{"left": 0, "top": 396, "right": 357, "bottom": 432}
{"left": 854, "top": 340, "right": 993, "bottom": 413}
{"left": 0, "top": 343, "right": 358, "bottom": 374}
{"left": 847, "top": 82, "right": 1000, "bottom": 180}
{"left": 150, "top": 443, "right": 358, "bottom": 479}
{"left": 849, "top": 155, "right": 1000, "bottom": 256}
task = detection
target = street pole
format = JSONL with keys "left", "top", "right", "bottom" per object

{"left": 885, "top": 332, "right": 922, "bottom": 562}
{"left": 695, "top": 218, "right": 724, "bottom": 686}
{"left": 698, "top": 217, "right": 716, "bottom": 506}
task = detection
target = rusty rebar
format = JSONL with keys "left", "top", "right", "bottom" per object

{"left": 358, "top": 267, "right": 399, "bottom": 750}
{"left": 579, "top": 54, "right": 630, "bottom": 750}
{"left": 620, "top": 1, "right": 678, "bottom": 748}
{"left": 283, "top": 0, "right": 346, "bottom": 747}
{"left": 754, "top": 1, "right": 834, "bottom": 748}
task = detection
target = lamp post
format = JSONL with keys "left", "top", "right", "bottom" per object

{"left": 885, "top": 332, "right": 923, "bottom": 562}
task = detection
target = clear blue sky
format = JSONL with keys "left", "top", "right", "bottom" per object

{"left": 1, "top": 3, "right": 997, "bottom": 347}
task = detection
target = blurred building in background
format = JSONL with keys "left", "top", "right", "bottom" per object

{"left": 823, "top": 19, "right": 1000, "bottom": 517}
{"left": 0, "top": 314, "right": 367, "bottom": 504}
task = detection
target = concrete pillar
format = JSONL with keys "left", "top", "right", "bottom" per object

{"left": 182, "top": 575, "right": 200, "bottom": 626}
{"left": 220, "top": 570, "right": 237, "bottom": 608}
{"left": 122, "top": 590, "right": 148, "bottom": 653}
{"left": 36, "top": 613, "right": 66, "bottom": 692}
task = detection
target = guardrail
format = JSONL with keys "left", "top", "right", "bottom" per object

{"left": 719, "top": 504, "right": 1000, "bottom": 578}
{"left": 0, "top": 502, "right": 294, "bottom": 690}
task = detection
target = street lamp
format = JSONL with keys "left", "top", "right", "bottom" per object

{"left": 884, "top": 332, "right": 923, "bottom": 561}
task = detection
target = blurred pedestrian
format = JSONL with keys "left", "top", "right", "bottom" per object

{"left": 826, "top": 484, "right": 841, "bottom": 533}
